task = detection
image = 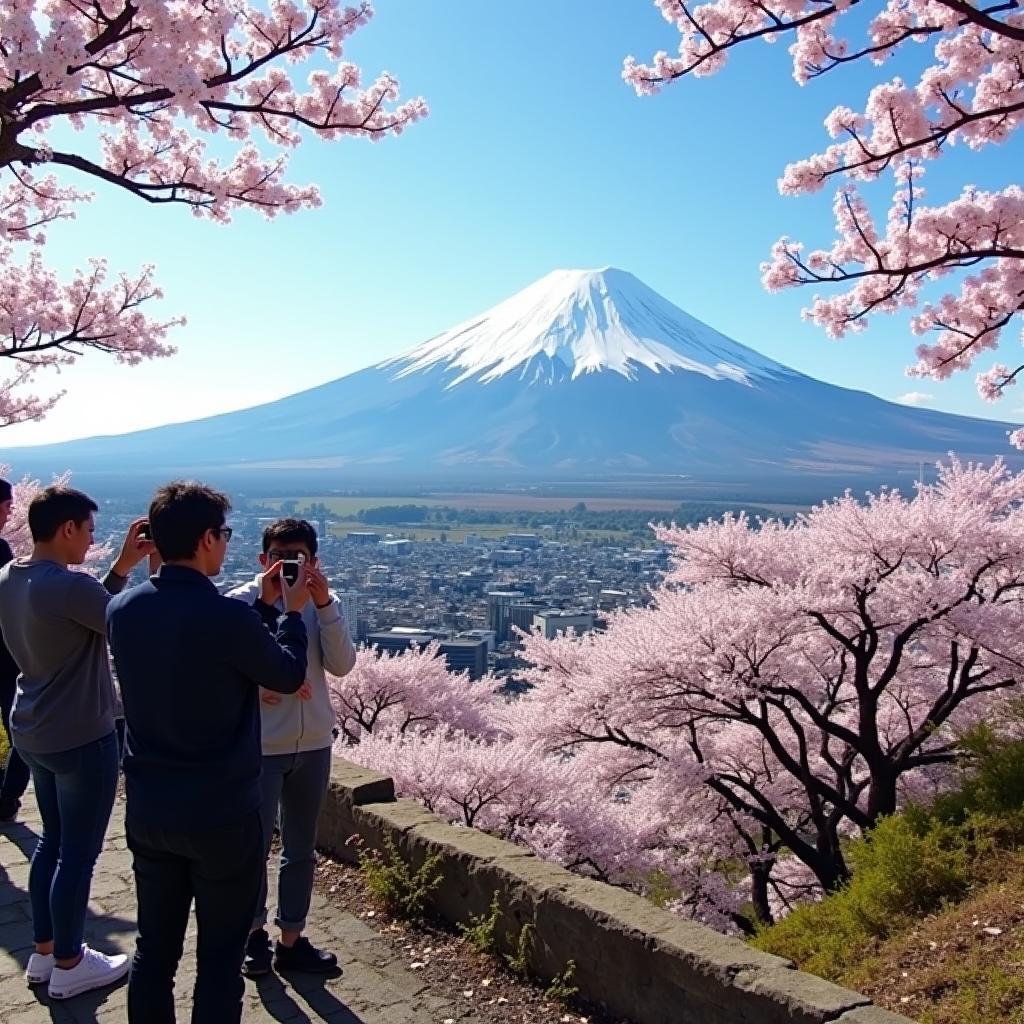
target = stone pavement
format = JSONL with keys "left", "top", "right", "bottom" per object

{"left": 0, "top": 792, "right": 459, "bottom": 1024}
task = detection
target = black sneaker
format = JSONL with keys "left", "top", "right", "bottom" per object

{"left": 273, "top": 937, "right": 338, "bottom": 974}
{"left": 241, "top": 929, "right": 272, "bottom": 978}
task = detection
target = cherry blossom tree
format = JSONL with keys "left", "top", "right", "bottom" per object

{"left": 624, "top": 1, "right": 1023, "bottom": 434}
{"left": 0, "top": 2, "right": 426, "bottom": 427}
{"left": 332, "top": 461, "right": 1024, "bottom": 930}
{"left": 328, "top": 641, "right": 499, "bottom": 744}
{"left": 519, "top": 458, "right": 1024, "bottom": 925}
{"left": 0, "top": 463, "right": 110, "bottom": 562}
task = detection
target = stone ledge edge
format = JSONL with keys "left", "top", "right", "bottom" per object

{"left": 317, "top": 755, "right": 916, "bottom": 1024}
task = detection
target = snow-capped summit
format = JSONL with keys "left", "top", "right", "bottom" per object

{"left": 385, "top": 267, "right": 785, "bottom": 387}
{"left": 3, "top": 267, "right": 1021, "bottom": 501}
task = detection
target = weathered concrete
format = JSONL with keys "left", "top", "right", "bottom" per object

{"left": 0, "top": 790, "right": 457, "bottom": 1024}
{"left": 322, "top": 755, "right": 918, "bottom": 1024}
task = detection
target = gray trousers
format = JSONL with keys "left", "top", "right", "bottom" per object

{"left": 254, "top": 746, "right": 332, "bottom": 933}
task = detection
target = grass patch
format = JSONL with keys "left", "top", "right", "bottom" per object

{"left": 753, "top": 727, "right": 1024, "bottom": 1023}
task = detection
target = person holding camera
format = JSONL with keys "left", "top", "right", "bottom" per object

{"left": 0, "top": 486, "right": 152, "bottom": 999}
{"left": 107, "top": 483, "right": 310, "bottom": 1024}
{"left": 227, "top": 517, "right": 356, "bottom": 977}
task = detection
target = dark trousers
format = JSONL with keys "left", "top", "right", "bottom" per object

{"left": 0, "top": 674, "right": 30, "bottom": 818}
{"left": 19, "top": 732, "right": 119, "bottom": 957}
{"left": 126, "top": 812, "right": 264, "bottom": 1024}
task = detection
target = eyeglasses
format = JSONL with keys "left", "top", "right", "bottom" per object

{"left": 214, "top": 526, "right": 234, "bottom": 542}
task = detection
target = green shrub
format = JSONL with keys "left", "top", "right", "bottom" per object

{"left": 754, "top": 814, "right": 976, "bottom": 978}
{"left": 356, "top": 834, "right": 443, "bottom": 920}
{"left": 928, "top": 724, "right": 1024, "bottom": 831}
{"left": 505, "top": 921, "right": 535, "bottom": 976}
{"left": 546, "top": 960, "right": 579, "bottom": 1003}
{"left": 458, "top": 892, "right": 502, "bottom": 954}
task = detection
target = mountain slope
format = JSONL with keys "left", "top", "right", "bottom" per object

{"left": 1, "top": 268, "right": 1019, "bottom": 499}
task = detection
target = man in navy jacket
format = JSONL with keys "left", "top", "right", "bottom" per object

{"left": 107, "top": 481, "right": 309, "bottom": 1024}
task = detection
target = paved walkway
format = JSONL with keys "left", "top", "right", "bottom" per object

{"left": 0, "top": 792, "right": 458, "bottom": 1024}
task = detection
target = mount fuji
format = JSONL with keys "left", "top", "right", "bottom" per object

{"left": 3, "top": 267, "right": 1020, "bottom": 500}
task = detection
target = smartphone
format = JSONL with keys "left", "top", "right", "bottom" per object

{"left": 281, "top": 555, "right": 305, "bottom": 585}
{"left": 138, "top": 522, "right": 151, "bottom": 541}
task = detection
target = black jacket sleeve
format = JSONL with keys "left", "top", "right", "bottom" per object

{"left": 226, "top": 604, "right": 307, "bottom": 694}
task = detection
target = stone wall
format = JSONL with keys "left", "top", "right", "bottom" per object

{"left": 318, "top": 758, "right": 915, "bottom": 1024}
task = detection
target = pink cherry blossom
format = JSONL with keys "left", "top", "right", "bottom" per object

{"left": 336, "top": 459, "right": 1024, "bottom": 932}
{"left": 0, "top": 2, "right": 427, "bottom": 425}
{"left": 625, "top": 1, "right": 1023, "bottom": 424}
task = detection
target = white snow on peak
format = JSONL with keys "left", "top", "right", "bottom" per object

{"left": 382, "top": 267, "right": 787, "bottom": 388}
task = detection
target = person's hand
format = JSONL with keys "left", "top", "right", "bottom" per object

{"left": 261, "top": 689, "right": 283, "bottom": 707}
{"left": 280, "top": 566, "right": 310, "bottom": 614}
{"left": 258, "top": 560, "right": 283, "bottom": 605}
{"left": 112, "top": 518, "right": 156, "bottom": 577}
{"left": 297, "top": 681, "right": 313, "bottom": 701}
{"left": 306, "top": 566, "right": 331, "bottom": 608}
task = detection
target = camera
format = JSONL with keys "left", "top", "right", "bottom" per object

{"left": 281, "top": 554, "right": 305, "bottom": 585}
{"left": 138, "top": 522, "right": 151, "bottom": 541}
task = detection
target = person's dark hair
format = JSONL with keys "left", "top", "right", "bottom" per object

{"left": 0, "top": 478, "right": 12, "bottom": 503}
{"left": 262, "top": 518, "right": 318, "bottom": 557}
{"left": 28, "top": 486, "right": 98, "bottom": 542}
{"left": 149, "top": 481, "right": 231, "bottom": 561}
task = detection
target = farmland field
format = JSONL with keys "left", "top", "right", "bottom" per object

{"left": 246, "top": 492, "right": 795, "bottom": 515}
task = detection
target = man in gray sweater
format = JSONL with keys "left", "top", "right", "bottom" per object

{"left": 228, "top": 517, "right": 356, "bottom": 976}
{"left": 0, "top": 486, "right": 152, "bottom": 1000}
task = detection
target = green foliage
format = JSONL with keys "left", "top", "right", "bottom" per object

{"left": 644, "top": 868, "right": 681, "bottom": 908}
{"left": 755, "top": 727, "right": 1024, "bottom": 982}
{"left": 505, "top": 921, "right": 535, "bottom": 976}
{"left": 458, "top": 892, "right": 502, "bottom": 955}
{"left": 927, "top": 723, "right": 1024, "bottom": 831}
{"left": 754, "top": 814, "right": 977, "bottom": 978}
{"left": 356, "top": 834, "right": 443, "bottom": 920}
{"left": 545, "top": 960, "right": 579, "bottom": 1003}
{"left": 353, "top": 500, "right": 783, "bottom": 534}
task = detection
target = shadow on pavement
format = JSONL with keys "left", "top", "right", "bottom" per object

{"left": 256, "top": 968, "right": 366, "bottom": 1024}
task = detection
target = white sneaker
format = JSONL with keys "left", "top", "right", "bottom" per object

{"left": 47, "top": 945, "right": 130, "bottom": 1000}
{"left": 25, "top": 951, "right": 54, "bottom": 985}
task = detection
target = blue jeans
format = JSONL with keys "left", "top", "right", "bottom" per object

{"left": 255, "top": 747, "right": 332, "bottom": 932}
{"left": 0, "top": 674, "right": 30, "bottom": 818}
{"left": 19, "top": 731, "right": 119, "bottom": 958}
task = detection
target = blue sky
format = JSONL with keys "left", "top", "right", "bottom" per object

{"left": 5, "top": 0, "right": 1022, "bottom": 446}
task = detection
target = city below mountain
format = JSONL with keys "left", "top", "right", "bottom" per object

{"left": 3, "top": 267, "right": 1020, "bottom": 502}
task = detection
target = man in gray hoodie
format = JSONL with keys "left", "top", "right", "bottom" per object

{"left": 228, "top": 517, "right": 356, "bottom": 976}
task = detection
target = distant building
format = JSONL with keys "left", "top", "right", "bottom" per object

{"left": 598, "top": 589, "right": 629, "bottom": 610}
{"left": 438, "top": 639, "right": 488, "bottom": 680}
{"left": 509, "top": 601, "right": 548, "bottom": 636}
{"left": 505, "top": 532, "right": 541, "bottom": 549}
{"left": 457, "top": 629, "right": 497, "bottom": 654}
{"left": 364, "top": 565, "right": 390, "bottom": 588}
{"left": 347, "top": 530, "right": 380, "bottom": 544}
{"left": 366, "top": 628, "right": 434, "bottom": 655}
{"left": 486, "top": 590, "right": 525, "bottom": 643}
{"left": 490, "top": 548, "right": 524, "bottom": 567}
{"left": 332, "top": 590, "right": 359, "bottom": 635}
{"left": 533, "top": 610, "right": 595, "bottom": 640}
{"left": 380, "top": 538, "right": 412, "bottom": 558}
